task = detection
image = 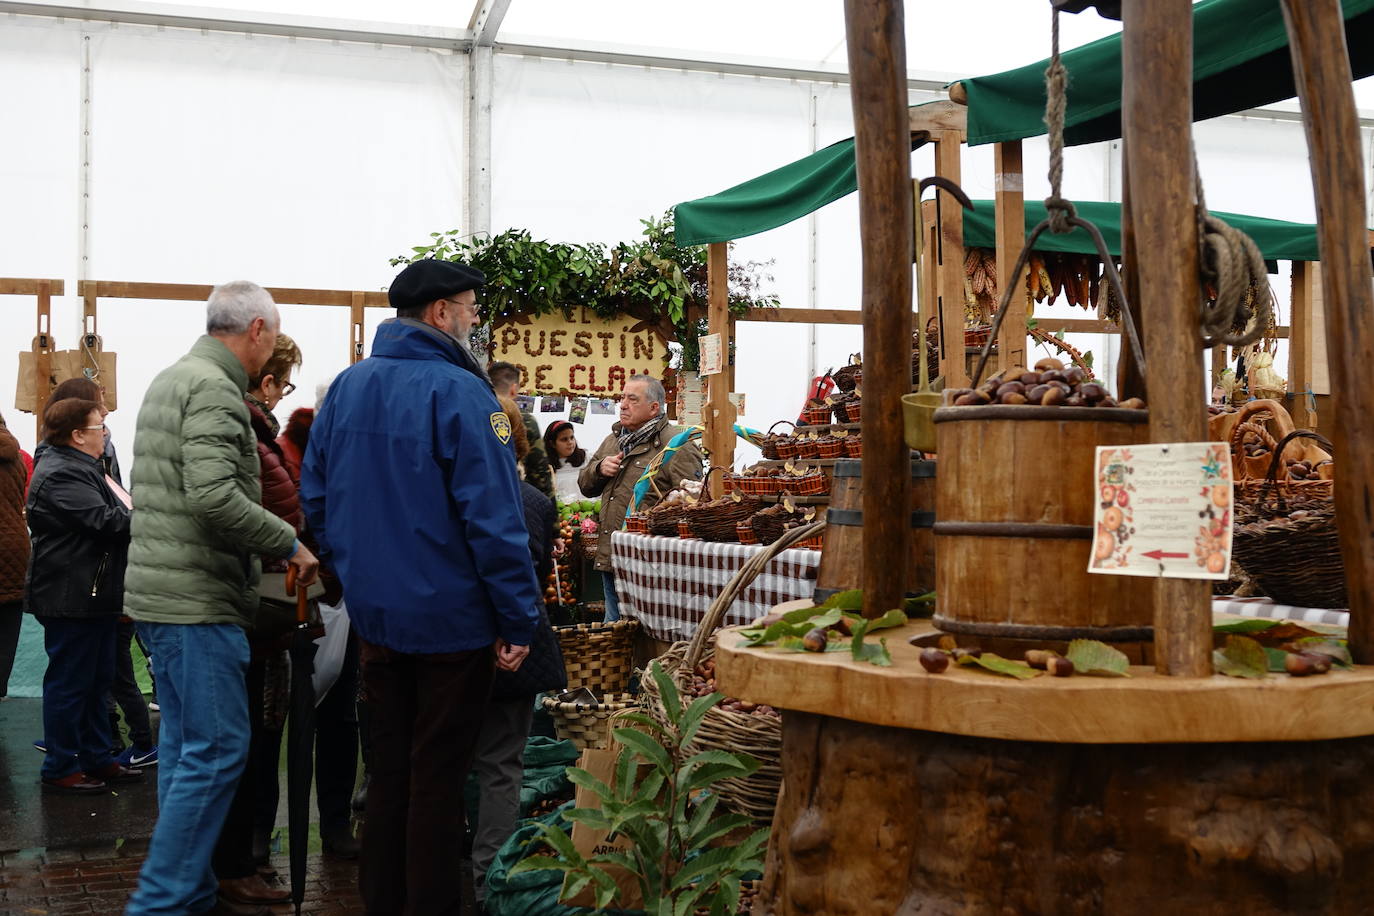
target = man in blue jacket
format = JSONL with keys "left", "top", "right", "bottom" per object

{"left": 300, "top": 259, "right": 538, "bottom": 915}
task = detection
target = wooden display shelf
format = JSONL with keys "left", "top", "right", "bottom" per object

{"left": 752, "top": 493, "right": 830, "bottom": 505}
{"left": 751, "top": 457, "right": 842, "bottom": 469}
{"left": 716, "top": 607, "right": 1374, "bottom": 744}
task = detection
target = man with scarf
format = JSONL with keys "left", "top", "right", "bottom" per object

{"left": 579, "top": 375, "right": 703, "bottom": 621}
{"left": 300, "top": 259, "right": 539, "bottom": 914}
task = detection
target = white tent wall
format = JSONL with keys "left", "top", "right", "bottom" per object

{"left": 1, "top": 15, "right": 465, "bottom": 458}
{"left": 1, "top": 7, "right": 1369, "bottom": 470}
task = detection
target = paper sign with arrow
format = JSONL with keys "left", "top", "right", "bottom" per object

{"left": 1088, "top": 442, "right": 1233, "bottom": 580}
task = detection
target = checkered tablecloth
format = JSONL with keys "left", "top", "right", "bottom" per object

{"left": 1213, "top": 596, "right": 1349, "bottom": 628}
{"left": 611, "top": 531, "right": 821, "bottom": 643}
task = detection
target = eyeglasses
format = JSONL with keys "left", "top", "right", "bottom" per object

{"left": 277, "top": 380, "right": 297, "bottom": 397}
{"left": 444, "top": 297, "right": 483, "bottom": 318}
{"left": 79, "top": 424, "right": 107, "bottom": 432}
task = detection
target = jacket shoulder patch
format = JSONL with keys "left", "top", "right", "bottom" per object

{"left": 490, "top": 412, "right": 512, "bottom": 444}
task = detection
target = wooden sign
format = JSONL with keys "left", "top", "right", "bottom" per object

{"left": 1089, "top": 442, "right": 1233, "bottom": 580}
{"left": 490, "top": 307, "right": 666, "bottom": 395}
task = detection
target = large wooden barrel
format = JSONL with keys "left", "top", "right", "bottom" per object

{"left": 813, "top": 457, "right": 935, "bottom": 604}
{"left": 933, "top": 405, "right": 1152, "bottom": 642}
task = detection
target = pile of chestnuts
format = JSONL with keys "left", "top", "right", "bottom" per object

{"left": 687, "top": 657, "right": 779, "bottom": 719}
{"left": 944, "top": 357, "right": 1146, "bottom": 410}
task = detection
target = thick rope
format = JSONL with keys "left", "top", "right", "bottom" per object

{"left": 1043, "top": 10, "right": 1076, "bottom": 234}
{"left": 1193, "top": 147, "right": 1272, "bottom": 348}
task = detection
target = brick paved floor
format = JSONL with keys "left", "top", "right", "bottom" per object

{"left": 0, "top": 840, "right": 366, "bottom": 915}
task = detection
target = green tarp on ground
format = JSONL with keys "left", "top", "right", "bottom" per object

{"left": 963, "top": 199, "right": 1325, "bottom": 262}
{"left": 961, "top": 0, "right": 1374, "bottom": 147}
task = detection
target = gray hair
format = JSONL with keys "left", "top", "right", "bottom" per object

{"left": 206, "top": 281, "right": 279, "bottom": 335}
{"left": 629, "top": 374, "right": 666, "bottom": 410}
{"left": 315, "top": 375, "right": 336, "bottom": 411}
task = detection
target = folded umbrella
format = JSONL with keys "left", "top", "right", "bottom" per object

{"left": 284, "top": 566, "right": 318, "bottom": 916}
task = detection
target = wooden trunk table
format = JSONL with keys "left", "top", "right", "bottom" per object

{"left": 717, "top": 614, "right": 1374, "bottom": 915}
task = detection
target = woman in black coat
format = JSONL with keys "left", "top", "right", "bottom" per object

{"left": 25, "top": 398, "right": 142, "bottom": 794}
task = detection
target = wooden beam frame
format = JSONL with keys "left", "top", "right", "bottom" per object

{"left": 703, "top": 244, "right": 736, "bottom": 489}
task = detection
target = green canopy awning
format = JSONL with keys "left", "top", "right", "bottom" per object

{"left": 674, "top": 131, "right": 927, "bottom": 246}
{"left": 963, "top": 200, "right": 1326, "bottom": 263}
{"left": 962, "top": 0, "right": 1374, "bottom": 147}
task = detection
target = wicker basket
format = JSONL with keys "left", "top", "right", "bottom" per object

{"left": 749, "top": 504, "right": 809, "bottom": 545}
{"left": 796, "top": 438, "right": 821, "bottom": 459}
{"left": 842, "top": 399, "right": 862, "bottom": 424}
{"left": 575, "top": 531, "right": 600, "bottom": 562}
{"left": 736, "top": 520, "right": 759, "bottom": 545}
{"left": 789, "top": 471, "right": 829, "bottom": 496}
{"left": 833, "top": 363, "right": 862, "bottom": 392}
{"left": 624, "top": 514, "right": 649, "bottom": 534}
{"left": 677, "top": 519, "right": 694, "bottom": 539}
{"left": 760, "top": 421, "right": 795, "bottom": 460}
{"left": 844, "top": 436, "right": 863, "bottom": 458}
{"left": 1233, "top": 431, "right": 1345, "bottom": 608}
{"left": 639, "top": 520, "right": 825, "bottom": 824}
{"left": 774, "top": 438, "right": 801, "bottom": 460}
{"left": 684, "top": 493, "right": 765, "bottom": 542}
{"left": 816, "top": 437, "right": 845, "bottom": 459}
{"left": 801, "top": 404, "right": 832, "bottom": 426}
{"left": 541, "top": 692, "right": 637, "bottom": 750}
{"left": 554, "top": 618, "right": 640, "bottom": 695}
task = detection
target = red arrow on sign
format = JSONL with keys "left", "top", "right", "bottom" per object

{"left": 1142, "top": 549, "right": 1188, "bottom": 560}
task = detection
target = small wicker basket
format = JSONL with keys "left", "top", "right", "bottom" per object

{"left": 554, "top": 618, "right": 640, "bottom": 695}
{"left": 540, "top": 691, "right": 637, "bottom": 750}
{"left": 801, "top": 404, "right": 832, "bottom": 426}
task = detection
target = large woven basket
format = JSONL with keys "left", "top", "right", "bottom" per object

{"left": 541, "top": 691, "right": 636, "bottom": 750}
{"left": 640, "top": 520, "right": 825, "bottom": 825}
{"left": 684, "top": 493, "right": 765, "bottom": 542}
{"left": 555, "top": 618, "right": 640, "bottom": 695}
{"left": 1233, "top": 431, "right": 1345, "bottom": 608}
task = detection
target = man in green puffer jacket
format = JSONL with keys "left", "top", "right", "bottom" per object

{"left": 124, "top": 280, "right": 319, "bottom": 916}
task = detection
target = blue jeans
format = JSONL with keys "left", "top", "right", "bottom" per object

{"left": 126, "top": 622, "right": 251, "bottom": 916}
{"left": 601, "top": 572, "right": 622, "bottom": 622}
{"left": 37, "top": 615, "right": 117, "bottom": 780}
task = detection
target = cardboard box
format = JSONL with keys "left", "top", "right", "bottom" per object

{"left": 564, "top": 743, "right": 644, "bottom": 909}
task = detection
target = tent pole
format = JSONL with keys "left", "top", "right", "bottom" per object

{"left": 1280, "top": 0, "right": 1374, "bottom": 663}
{"left": 1122, "top": 0, "right": 1212, "bottom": 677}
{"left": 1288, "top": 261, "right": 1315, "bottom": 428}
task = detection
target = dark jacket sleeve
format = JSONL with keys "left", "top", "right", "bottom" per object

{"left": 31, "top": 464, "right": 131, "bottom": 543}
{"left": 441, "top": 390, "right": 541, "bottom": 647}
{"left": 521, "top": 484, "right": 556, "bottom": 588}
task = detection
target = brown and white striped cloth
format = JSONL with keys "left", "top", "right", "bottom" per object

{"left": 610, "top": 531, "right": 821, "bottom": 643}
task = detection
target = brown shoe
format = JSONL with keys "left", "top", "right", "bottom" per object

{"left": 207, "top": 896, "right": 272, "bottom": 916}
{"left": 218, "top": 873, "right": 291, "bottom": 904}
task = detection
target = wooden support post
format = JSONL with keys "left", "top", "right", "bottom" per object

{"left": 845, "top": 0, "right": 912, "bottom": 619}
{"left": 994, "top": 141, "right": 1028, "bottom": 372}
{"left": 1115, "top": 148, "right": 1148, "bottom": 402}
{"left": 350, "top": 291, "right": 365, "bottom": 365}
{"left": 33, "top": 280, "right": 53, "bottom": 441}
{"left": 704, "top": 242, "right": 735, "bottom": 493}
{"left": 1280, "top": 0, "right": 1374, "bottom": 664}
{"left": 1288, "top": 261, "right": 1316, "bottom": 428}
{"left": 933, "top": 130, "right": 968, "bottom": 389}
{"left": 1122, "top": 0, "right": 1211, "bottom": 677}
{"left": 82, "top": 283, "right": 98, "bottom": 340}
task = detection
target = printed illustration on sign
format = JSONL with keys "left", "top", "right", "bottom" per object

{"left": 1089, "top": 442, "right": 1233, "bottom": 580}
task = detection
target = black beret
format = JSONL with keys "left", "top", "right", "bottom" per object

{"left": 388, "top": 260, "right": 485, "bottom": 311}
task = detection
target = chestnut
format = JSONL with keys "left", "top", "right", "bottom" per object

{"left": 1040, "top": 386, "right": 1067, "bottom": 406}
{"left": 953, "top": 393, "right": 982, "bottom": 406}
{"left": 999, "top": 391, "right": 1029, "bottom": 405}
{"left": 1039, "top": 369, "right": 1068, "bottom": 385}
{"left": 1117, "top": 397, "right": 1146, "bottom": 410}
{"left": 1024, "top": 650, "right": 1057, "bottom": 670}
{"left": 802, "top": 627, "right": 830, "bottom": 653}
{"left": 1046, "top": 656, "right": 1075, "bottom": 677}
{"left": 1019, "top": 372, "right": 1042, "bottom": 387}
{"left": 1034, "top": 357, "right": 1065, "bottom": 372}
{"left": 1063, "top": 367, "right": 1086, "bottom": 385}
{"left": 919, "top": 648, "right": 950, "bottom": 674}
{"left": 1098, "top": 397, "right": 1119, "bottom": 408}
{"left": 1064, "top": 394, "right": 1086, "bottom": 407}
{"left": 1027, "top": 384, "right": 1051, "bottom": 403}
{"left": 1079, "top": 383, "right": 1107, "bottom": 402}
